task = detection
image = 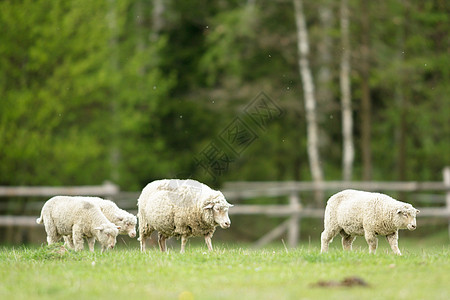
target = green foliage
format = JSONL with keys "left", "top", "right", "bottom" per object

{"left": 0, "top": 0, "right": 448, "bottom": 189}
{"left": 0, "top": 240, "right": 449, "bottom": 299}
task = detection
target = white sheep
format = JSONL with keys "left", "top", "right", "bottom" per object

{"left": 62, "top": 197, "right": 137, "bottom": 249}
{"left": 36, "top": 196, "right": 120, "bottom": 253}
{"left": 320, "top": 189, "right": 419, "bottom": 255}
{"left": 86, "top": 197, "right": 137, "bottom": 238}
{"left": 137, "top": 179, "right": 233, "bottom": 253}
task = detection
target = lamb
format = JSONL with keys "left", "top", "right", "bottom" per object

{"left": 62, "top": 197, "right": 137, "bottom": 250}
{"left": 84, "top": 197, "right": 137, "bottom": 238}
{"left": 36, "top": 196, "right": 120, "bottom": 253}
{"left": 137, "top": 179, "right": 233, "bottom": 253}
{"left": 320, "top": 189, "right": 419, "bottom": 255}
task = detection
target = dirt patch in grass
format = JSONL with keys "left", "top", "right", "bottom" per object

{"left": 311, "top": 276, "right": 370, "bottom": 288}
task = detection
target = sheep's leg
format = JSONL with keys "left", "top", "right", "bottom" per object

{"left": 340, "top": 230, "right": 356, "bottom": 251}
{"left": 139, "top": 230, "right": 150, "bottom": 252}
{"left": 87, "top": 237, "right": 96, "bottom": 252}
{"left": 138, "top": 231, "right": 148, "bottom": 252}
{"left": 72, "top": 225, "right": 84, "bottom": 252}
{"left": 138, "top": 223, "right": 154, "bottom": 252}
{"left": 44, "top": 220, "right": 59, "bottom": 245}
{"left": 364, "top": 231, "right": 378, "bottom": 254}
{"left": 386, "top": 231, "right": 401, "bottom": 255}
{"left": 158, "top": 233, "right": 167, "bottom": 252}
{"left": 180, "top": 236, "right": 188, "bottom": 253}
{"left": 320, "top": 228, "right": 340, "bottom": 253}
{"left": 205, "top": 233, "right": 213, "bottom": 251}
{"left": 46, "top": 232, "right": 60, "bottom": 245}
{"left": 139, "top": 236, "right": 147, "bottom": 252}
{"left": 47, "top": 234, "right": 60, "bottom": 245}
{"left": 138, "top": 221, "right": 147, "bottom": 252}
{"left": 63, "top": 235, "right": 75, "bottom": 249}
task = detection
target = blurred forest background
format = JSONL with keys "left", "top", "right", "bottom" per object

{"left": 1, "top": 0, "right": 448, "bottom": 190}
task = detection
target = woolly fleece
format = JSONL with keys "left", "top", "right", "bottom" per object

{"left": 88, "top": 197, "right": 137, "bottom": 237}
{"left": 137, "top": 179, "right": 232, "bottom": 252}
{"left": 321, "top": 189, "right": 419, "bottom": 255}
{"left": 37, "top": 196, "right": 119, "bottom": 252}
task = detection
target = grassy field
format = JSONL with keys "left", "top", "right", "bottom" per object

{"left": 1, "top": 235, "right": 449, "bottom": 300}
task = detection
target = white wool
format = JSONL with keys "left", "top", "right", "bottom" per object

{"left": 37, "top": 196, "right": 119, "bottom": 252}
{"left": 137, "top": 179, "right": 232, "bottom": 252}
{"left": 88, "top": 198, "right": 137, "bottom": 237}
{"left": 321, "top": 189, "right": 419, "bottom": 255}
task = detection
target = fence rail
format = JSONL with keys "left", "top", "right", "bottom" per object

{"left": 0, "top": 181, "right": 118, "bottom": 197}
{"left": 223, "top": 181, "right": 450, "bottom": 199}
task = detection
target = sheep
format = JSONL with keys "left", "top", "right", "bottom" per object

{"left": 137, "top": 179, "right": 233, "bottom": 253}
{"left": 84, "top": 197, "right": 137, "bottom": 238}
{"left": 61, "top": 197, "right": 137, "bottom": 250}
{"left": 36, "top": 196, "right": 120, "bottom": 253}
{"left": 320, "top": 189, "right": 420, "bottom": 255}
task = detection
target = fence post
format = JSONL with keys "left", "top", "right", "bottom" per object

{"left": 287, "top": 192, "right": 301, "bottom": 247}
{"left": 443, "top": 167, "right": 450, "bottom": 239}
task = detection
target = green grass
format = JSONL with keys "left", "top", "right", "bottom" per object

{"left": 0, "top": 239, "right": 449, "bottom": 300}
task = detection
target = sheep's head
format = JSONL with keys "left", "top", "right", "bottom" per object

{"left": 395, "top": 205, "right": 420, "bottom": 231}
{"left": 203, "top": 193, "right": 233, "bottom": 229}
{"left": 94, "top": 223, "right": 120, "bottom": 250}
{"left": 115, "top": 214, "right": 137, "bottom": 238}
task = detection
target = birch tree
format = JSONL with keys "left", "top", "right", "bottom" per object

{"left": 317, "top": 0, "right": 334, "bottom": 119}
{"left": 293, "top": 0, "right": 324, "bottom": 202}
{"left": 360, "top": 1, "right": 372, "bottom": 180}
{"left": 108, "top": 0, "right": 120, "bottom": 183}
{"left": 395, "top": 0, "right": 407, "bottom": 181}
{"left": 340, "top": 0, "right": 354, "bottom": 180}
{"left": 151, "top": 0, "right": 165, "bottom": 42}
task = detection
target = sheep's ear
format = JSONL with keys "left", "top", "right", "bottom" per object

{"left": 416, "top": 209, "right": 420, "bottom": 214}
{"left": 228, "top": 204, "right": 234, "bottom": 208}
{"left": 94, "top": 226, "right": 103, "bottom": 231}
{"left": 116, "top": 215, "right": 123, "bottom": 221}
{"left": 203, "top": 203, "right": 214, "bottom": 210}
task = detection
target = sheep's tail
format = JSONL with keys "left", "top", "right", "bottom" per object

{"left": 36, "top": 214, "right": 43, "bottom": 224}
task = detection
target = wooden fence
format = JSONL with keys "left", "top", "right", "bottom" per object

{"left": 0, "top": 168, "right": 449, "bottom": 247}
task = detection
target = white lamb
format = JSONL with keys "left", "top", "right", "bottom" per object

{"left": 321, "top": 189, "right": 419, "bottom": 255}
{"left": 36, "top": 196, "right": 120, "bottom": 253}
{"left": 62, "top": 197, "right": 137, "bottom": 249}
{"left": 85, "top": 197, "right": 137, "bottom": 238}
{"left": 137, "top": 179, "right": 233, "bottom": 253}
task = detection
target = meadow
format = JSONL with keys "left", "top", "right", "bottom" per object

{"left": 1, "top": 234, "right": 449, "bottom": 300}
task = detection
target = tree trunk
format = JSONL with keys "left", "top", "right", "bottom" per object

{"left": 317, "top": 1, "right": 335, "bottom": 155}
{"left": 293, "top": 0, "right": 324, "bottom": 204}
{"left": 108, "top": 0, "right": 120, "bottom": 183}
{"left": 317, "top": 1, "right": 334, "bottom": 118}
{"left": 151, "top": 0, "right": 165, "bottom": 42}
{"left": 340, "top": 0, "right": 354, "bottom": 181}
{"left": 396, "top": 0, "right": 407, "bottom": 182}
{"left": 360, "top": 0, "right": 372, "bottom": 180}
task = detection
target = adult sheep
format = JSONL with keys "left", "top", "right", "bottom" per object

{"left": 137, "top": 179, "right": 233, "bottom": 253}
{"left": 321, "top": 189, "right": 419, "bottom": 255}
{"left": 36, "top": 196, "right": 120, "bottom": 253}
